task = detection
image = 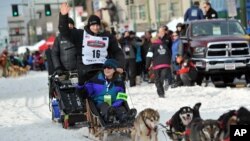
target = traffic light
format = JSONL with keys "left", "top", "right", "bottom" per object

{"left": 130, "top": 0, "right": 134, "bottom": 4}
{"left": 12, "top": 4, "right": 19, "bottom": 17}
{"left": 126, "top": 0, "right": 129, "bottom": 5}
{"left": 44, "top": 4, "right": 51, "bottom": 16}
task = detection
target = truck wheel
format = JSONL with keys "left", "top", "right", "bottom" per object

{"left": 211, "top": 76, "right": 225, "bottom": 87}
{"left": 196, "top": 73, "right": 204, "bottom": 86}
{"left": 223, "top": 77, "right": 234, "bottom": 84}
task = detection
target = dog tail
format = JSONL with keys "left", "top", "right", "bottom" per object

{"left": 193, "top": 102, "right": 202, "bottom": 119}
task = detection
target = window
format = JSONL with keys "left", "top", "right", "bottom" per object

{"left": 130, "top": 5, "right": 137, "bottom": 20}
{"left": 191, "top": 21, "right": 246, "bottom": 37}
{"left": 159, "top": 3, "right": 167, "bottom": 20}
{"left": 171, "top": 3, "right": 180, "bottom": 17}
{"left": 138, "top": 5, "right": 146, "bottom": 20}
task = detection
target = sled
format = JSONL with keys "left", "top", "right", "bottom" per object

{"left": 50, "top": 71, "right": 87, "bottom": 129}
{"left": 85, "top": 98, "right": 134, "bottom": 141}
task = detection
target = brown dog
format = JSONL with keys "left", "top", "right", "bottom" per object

{"left": 189, "top": 119, "right": 221, "bottom": 141}
{"left": 131, "top": 108, "right": 160, "bottom": 141}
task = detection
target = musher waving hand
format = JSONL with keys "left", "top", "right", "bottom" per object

{"left": 59, "top": 3, "right": 125, "bottom": 85}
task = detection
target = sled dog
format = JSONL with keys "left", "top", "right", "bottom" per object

{"left": 166, "top": 102, "right": 201, "bottom": 140}
{"left": 189, "top": 119, "right": 221, "bottom": 141}
{"left": 131, "top": 108, "right": 160, "bottom": 141}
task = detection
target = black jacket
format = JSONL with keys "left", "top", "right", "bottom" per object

{"left": 119, "top": 36, "right": 137, "bottom": 59}
{"left": 161, "top": 34, "right": 172, "bottom": 54}
{"left": 141, "top": 39, "right": 151, "bottom": 63}
{"left": 51, "top": 34, "right": 77, "bottom": 71}
{"left": 58, "top": 14, "right": 125, "bottom": 69}
{"left": 205, "top": 8, "right": 218, "bottom": 19}
{"left": 146, "top": 39, "right": 171, "bottom": 70}
{"left": 45, "top": 48, "right": 55, "bottom": 75}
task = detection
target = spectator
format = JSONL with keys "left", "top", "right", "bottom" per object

{"left": 22, "top": 48, "right": 30, "bottom": 66}
{"left": 170, "top": 32, "right": 184, "bottom": 88}
{"left": 161, "top": 26, "right": 173, "bottom": 50}
{"left": 134, "top": 37, "right": 143, "bottom": 85}
{"left": 59, "top": 3, "right": 125, "bottom": 86}
{"left": 176, "top": 54, "right": 198, "bottom": 86}
{"left": 184, "top": 1, "right": 204, "bottom": 22}
{"left": 141, "top": 30, "right": 152, "bottom": 81}
{"left": 203, "top": 1, "right": 218, "bottom": 19}
{"left": 176, "top": 23, "right": 184, "bottom": 36}
{"left": 119, "top": 31, "right": 137, "bottom": 87}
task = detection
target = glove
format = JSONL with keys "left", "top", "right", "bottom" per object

{"left": 55, "top": 68, "right": 63, "bottom": 75}
{"left": 112, "top": 100, "right": 123, "bottom": 108}
{"left": 75, "top": 88, "right": 88, "bottom": 99}
{"left": 75, "top": 83, "right": 85, "bottom": 90}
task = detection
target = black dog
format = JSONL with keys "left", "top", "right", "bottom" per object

{"left": 166, "top": 102, "right": 201, "bottom": 140}
{"left": 237, "top": 107, "right": 250, "bottom": 125}
{"left": 217, "top": 109, "right": 237, "bottom": 140}
{"left": 217, "top": 107, "right": 250, "bottom": 141}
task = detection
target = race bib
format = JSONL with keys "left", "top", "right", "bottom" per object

{"left": 82, "top": 31, "right": 109, "bottom": 65}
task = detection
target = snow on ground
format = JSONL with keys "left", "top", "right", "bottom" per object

{"left": 1, "top": 71, "right": 250, "bottom": 141}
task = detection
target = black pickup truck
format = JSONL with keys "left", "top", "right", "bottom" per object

{"left": 180, "top": 19, "right": 250, "bottom": 87}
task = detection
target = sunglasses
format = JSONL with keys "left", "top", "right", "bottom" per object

{"left": 103, "top": 66, "right": 114, "bottom": 69}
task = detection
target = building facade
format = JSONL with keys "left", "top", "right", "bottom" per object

{"left": 98, "top": 0, "right": 192, "bottom": 32}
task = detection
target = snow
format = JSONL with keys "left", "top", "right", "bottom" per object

{"left": 1, "top": 71, "right": 250, "bottom": 141}
{"left": 166, "top": 17, "right": 184, "bottom": 32}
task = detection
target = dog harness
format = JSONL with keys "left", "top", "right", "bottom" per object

{"left": 224, "top": 137, "right": 230, "bottom": 141}
{"left": 166, "top": 119, "right": 189, "bottom": 140}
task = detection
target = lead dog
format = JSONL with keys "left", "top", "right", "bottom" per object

{"left": 131, "top": 108, "right": 160, "bottom": 141}
{"left": 166, "top": 102, "right": 201, "bottom": 140}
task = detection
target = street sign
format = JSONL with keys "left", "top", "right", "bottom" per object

{"left": 227, "top": 0, "right": 237, "bottom": 17}
{"left": 46, "top": 22, "right": 53, "bottom": 32}
{"left": 36, "top": 27, "right": 42, "bottom": 35}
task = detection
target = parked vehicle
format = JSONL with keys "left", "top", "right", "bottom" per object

{"left": 180, "top": 19, "right": 250, "bottom": 87}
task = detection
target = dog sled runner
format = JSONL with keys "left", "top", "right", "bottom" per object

{"left": 85, "top": 98, "right": 134, "bottom": 141}
{"left": 49, "top": 71, "right": 87, "bottom": 129}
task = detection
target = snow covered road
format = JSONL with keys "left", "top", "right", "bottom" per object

{"left": 1, "top": 71, "right": 250, "bottom": 141}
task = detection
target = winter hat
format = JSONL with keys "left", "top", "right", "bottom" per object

{"left": 68, "top": 18, "right": 75, "bottom": 25}
{"left": 103, "top": 59, "right": 118, "bottom": 70}
{"left": 176, "top": 23, "right": 183, "bottom": 28}
{"left": 88, "top": 15, "right": 101, "bottom": 26}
